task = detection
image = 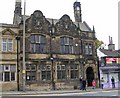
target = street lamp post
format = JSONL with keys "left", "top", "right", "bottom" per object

{"left": 50, "top": 19, "right": 55, "bottom": 90}
{"left": 16, "top": 36, "right": 20, "bottom": 91}
{"left": 22, "top": 0, "right": 26, "bottom": 92}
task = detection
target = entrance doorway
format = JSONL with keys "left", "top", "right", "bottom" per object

{"left": 86, "top": 67, "right": 94, "bottom": 86}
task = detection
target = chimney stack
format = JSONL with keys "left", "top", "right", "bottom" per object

{"left": 108, "top": 36, "right": 115, "bottom": 51}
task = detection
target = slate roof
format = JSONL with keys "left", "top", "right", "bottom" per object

{"left": 99, "top": 48, "right": 120, "bottom": 57}
{"left": 47, "top": 18, "right": 92, "bottom": 32}
{"left": 0, "top": 13, "right": 93, "bottom": 32}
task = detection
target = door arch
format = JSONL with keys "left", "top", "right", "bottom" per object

{"left": 86, "top": 67, "right": 94, "bottom": 86}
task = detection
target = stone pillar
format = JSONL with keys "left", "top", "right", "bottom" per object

{"left": 67, "top": 61, "right": 70, "bottom": 80}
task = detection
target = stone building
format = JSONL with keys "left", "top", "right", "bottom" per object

{"left": 0, "top": 0, "right": 99, "bottom": 91}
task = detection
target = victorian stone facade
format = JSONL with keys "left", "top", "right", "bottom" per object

{"left": 0, "top": 0, "right": 99, "bottom": 91}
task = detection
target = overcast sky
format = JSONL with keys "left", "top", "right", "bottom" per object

{"left": 0, "top": 0, "right": 118, "bottom": 49}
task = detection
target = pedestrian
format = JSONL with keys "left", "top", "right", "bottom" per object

{"left": 100, "top": 77, "right": 104, "bottom": 89}
{"left": 82, "top": 79, "right": 86, "bottom": 91}
{"left": 92, "top": 79, "right": 96, "bottom": 89}
{"left": 79, "top": 77, "right": 83, "bottom": 90}
{"left": 111, "top": 77, "right": 115, "bottom": 88}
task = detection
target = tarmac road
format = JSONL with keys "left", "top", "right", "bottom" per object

{"left": 1, "top": 88, "right": 119, "bottom": 98}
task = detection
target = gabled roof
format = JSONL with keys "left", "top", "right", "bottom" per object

{"left": 97, "top": 49, "right": 107, "bottom": 58}
{"left": 99, "top": 48, "right": 120, "bottom": 57}
{"left": 23, "top": 12, "right": 93, "bottom": 32}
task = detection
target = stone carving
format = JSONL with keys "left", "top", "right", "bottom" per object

{"left": 55, "top": 14, "right": 77, "bottom": 36}
{"left": 26, "top": 10, "right": 51, "bottom": 34}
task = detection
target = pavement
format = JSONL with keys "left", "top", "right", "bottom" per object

{"left": 1, "top": 87, "right": 119, "bottom": 96}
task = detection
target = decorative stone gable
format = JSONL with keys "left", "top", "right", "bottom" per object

{"left": 55, "top": 14, "right": 78, "bottom": 37}
{"left": 2, "top": 28, "right": 17, "bottom": 36}
{"left": 26, "top": 10, "right": 51, "bottom": 34}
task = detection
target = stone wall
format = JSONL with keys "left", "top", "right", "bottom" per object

{"left": 1, "top": 82, "right": 17, "bottom": 91}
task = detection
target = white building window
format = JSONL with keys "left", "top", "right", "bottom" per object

{"left": 0, "top": 65, "right": 16, "bottom": 82}
{"left": 8, "top": 39, "right": 13, "bottom": 51}
{"left": 2, "top": 38, "right": 7, "bottom": 52}
{"left": 2, "top": 38, "right": 13, "bottom": 52}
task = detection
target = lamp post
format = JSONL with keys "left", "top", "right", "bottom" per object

{"left": 50, "top": 19, "right": 55, "bottom": 90}
{"left": 16, "top": 36, "right": 20, "bottom": 91}
{"left": 22, "top": 0, "right": 26, "bottom": 92}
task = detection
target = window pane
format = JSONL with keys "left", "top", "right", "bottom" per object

{"left": 40, "top": 44, "right": 44, "bottom": 53}
{"left": 10, "top": 65, "right": 16, "bottom": 71}
{"left": 2, "top": 39, "right": 7, "bottom": 52}
{"left": 4, "top": 72, "right": 10, "bottom": 81}
{"left": 35, "top": 35, "right": 38, "bottom": 43}
{"left": 26, "top": 72, "right": 30, "bottom": 80}
{"left": 11, "top": 72, "right": 15, "bottom": 81}
{"left": 26, "top": 65, "right": 31, "bottom": 70}
{"left": 31, "top": 65, "right": 36, "bottom": 70}
{"left": 31, "top": 44, "right": 35, "bottom": 53}
{"left": 35, "top": 44, "right": 39, "bottom": 53}
{"left": 41, "top": 36, "right": 45, "bottom": 44}
{"left": 74, "top": 71, "right": 78, "bottom": 78}
{"left": 69, "top": 38, "right": 73, "bottom": 45}
{"left": 42, "top": 65, "right": 46, "bottom": 70}
{"left": 57, "top": 70, "right": 61, "bottom": 79}
{"left": 60, "top": 46, "right": 65, "bottom": 53}
{"left": 42, "top": 71, "right": 46, "bottom": 80}
{"left": 70, "top": 66, "right": 74, "bottom": 69}
{"left": 0, "top": 65, "right": 3, "bottom": 71}
{"left": 69, "top": 46, "right": 73, "bottom": 53}
{"left": 60, "top": 37, "right": 64, "bottom": 45}
{"left": 71, "top": 70, "right": 74, "bottom": 79}
{"left": 85, "top": 45, "right": 89, "bottom": 54}
{"left": 0, "top": 73, "right": 3, "bottom": 81}
{"left": 31, "top": 72, "right": 36, "bottom": 80}
{"left": 61, "top": 65, "right": 65, "bottom": 69}
{"left": 62, "top": 70, "right": 66, "bottom": 79}
{"left": 65, "top": 46, "right": 69, "bottom": 53}
{"left": 57, "top": 65, "right": 60, "bottom": 70}
{"left": 46, "top": 71, "right": 51, "bottom": 80}
{"left": 30, "top": 35, "right": 35, "bottom": 43}
{"left": 8, "top": 39, "right": 13, "bottom": 51}
{"left": 4, "top": 65, "right": 10, "bottom": 70}
{"left": 89, "top": 44, "right": 93, "bottom": 54}
{"left": 74, "top": 65, "right": 78, "bottom": 69}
